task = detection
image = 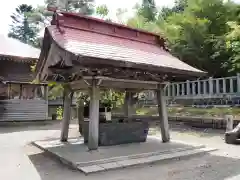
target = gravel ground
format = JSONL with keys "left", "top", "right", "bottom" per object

{"left": 0, "top": 121, "right": 240, "bottom": 180}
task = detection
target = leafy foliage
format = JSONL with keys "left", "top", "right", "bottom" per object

{"left": 8, "top": 4, "right": 40, "bottom": 47}
{"left": 128, "top": 0, "right": 240, "bottom": 77}
{"left": 137, "top": 0, "right": 157, "bottom": 21}
{"left": 225, "top": 21, "right": 240, "bottom": 73}
{"left": 96, "top": 4, "right": 109, "bottom": 18}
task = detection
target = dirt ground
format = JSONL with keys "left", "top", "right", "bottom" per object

{"left": 0, "top": 121, "right": 240, "bottom": 180}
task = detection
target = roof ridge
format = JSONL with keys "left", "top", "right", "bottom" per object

{"left": 49, "top": 10, "right": 167, "bottom": 48}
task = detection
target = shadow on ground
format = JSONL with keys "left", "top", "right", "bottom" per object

{"left": 27, "top": 146, "right": 240, "bottom": 180}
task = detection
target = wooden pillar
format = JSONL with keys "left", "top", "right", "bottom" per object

{"left": 176, "top": 84, "right": 180, "bottom": 96}
{"left": 123, "top": 91, "right": 130, "bottom": 117}
{"left": 197, "top": 80, "right": 201, "bottom": 95}
{"left": 172, "top": 84, "right": 175, "bottom": 97}
{"left": 156, "top": 85, "right": 170, "bottom": 143}
{"left": 77, "top": 98, "right": 84, "bottom": 134}
{"left": 209, "top": 77, "right": 213, "bottom": 95}
{"left": 60, "top": 85, "right": 73, "bottom": 142}
{"left": 216, "top": 79, "right": 220, "bottom": 94}
{"left": 230, "top": 78, "right": 234, "bottom": 93}
{"left": 44, "top": 85, "right": 48, "bottom": 100}
{"left": 88, "top": 79, "right": 100, "bottom": 150}
{"left": 186, "top": 81, "right": 190, "bottom": 95}
{"left": 222, "top": 78, "right": 226, "bottom": 94}
{"left": 192, "top": 82, "right": 196, "bottom": 95}
{"left": 203, "top": 81, "right": 207, "bottom": 95}
{"left": 237, "top": 73, "right": 240, "bottom": 93}
{"left": 19, "top": 84, "right": 23, "bottom": 99}
{"left": 44, "top": 85, "right": 48, "bottom": 119}
{"left": 181, "top": 83, "right": 185, "bottom": 96}
{"left": 225, "top": 115, "right": 233, "bottom": 132}
{"left": 123, "top": 91, "right": 134, "bottom": 117}
{"left": 167, "top": 83, "right": 171, "bottom": 97}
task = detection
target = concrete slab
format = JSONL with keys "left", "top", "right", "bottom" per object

{"left": 98, "top": 162, "right": 123, "bottom": 170}
{"left": 80, "top": 165, "right": 105, "bottom": 174}
{"left": 78, "top": 147, "right": 216, "bottom": 174}
{"left": 32, "top": 137, "right": 216, "bottom": 174}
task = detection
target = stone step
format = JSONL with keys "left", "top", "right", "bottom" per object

{"left": 76, "top": 145, "right": 205, "bottom": 168}
{"left": 79, "top": 147, "right": 216, "bottom": 174}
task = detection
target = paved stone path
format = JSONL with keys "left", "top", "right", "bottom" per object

{"left": 0, "top": 121, "right": 240, "bottom": 180}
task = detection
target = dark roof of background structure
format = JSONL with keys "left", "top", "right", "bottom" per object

{"left": 0, "top": 35, "right": 40, "bottom": 61}
{"left": 39, "top": 11, "right": 205, "bottom": 78}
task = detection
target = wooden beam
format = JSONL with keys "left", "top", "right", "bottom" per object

{"left": 60, "top": 85, "right": 73, "bottom": 142}
{"left": 156, "top": 85, "right": 170, "bottom": 142}
{"left": 88, "top": 79, "right": 100, "bottom": 150}
{"left": 95, "top": 76, "right": 160, "bottom": 85}
{"left": 70, "top": 76, "right": 161, "bottom": 90}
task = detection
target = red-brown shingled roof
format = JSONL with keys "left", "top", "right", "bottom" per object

{"left": 48, "top": 25, "right": 203, "bottom": 74}
{"left": 39, "top": 11, "right": 205, "bottom": 77}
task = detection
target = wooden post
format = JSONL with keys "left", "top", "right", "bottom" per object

{"left": 156, "top": 85, "right": 170, "bottom": 143}
{"left": 88, "top": 79, "right": 100, "bottom": 150}
{"left": 172, "top": 84, "right": 175, "bottom": 97}
{"left": 176, "top": 84, "right": 180, "bottom": 96}
{"left": 19, "top": 84, "right": 23, "bottom": 99}
{"left": 44, "top": 85, "right": 48, "bottom": 119}
{"left": 209, "top": 77, "right": 213, "bottom": 95}
{"left": 230, "top": 78, "right": 234, "bottom": 93}
{"left": 167, "top": 83, "right": 171, "bottom": 97}
{"left": 197, "top": 80, "right": 201, "bottom": 95}
{"left": 222, "top": 78, "right": 226, "bottom": 94}
{"left": 44, "top": 85, "right": 48, "bottom": 100}
{"left": 186, "top": 81, "right": 190, "bottom": 95}
{"left": 181, "top": 83, "right": 185, "bottom": 96}
{"left": 192, "top": 82, "right": 196, "bottom": 95}
{"left": 203, "top": 81, "right": 207, "bottom": 95}
{"left": 124, "top": 91, "right": 135, "bottom": 117}
{"left": 225, "top": 115, "right": 233, "bottom": 132}
{"left": 216, "top": 79, "right": 220, "bottom": 94}
{"left": 60, "top": 85, "right": 73, "bottom": 142}
{"left": 237, "top": 73, "right": 240, "bottom": 93}
{"left": 77, "top": 98, "right": 84, "bottom": 134}
{"left": 123, "top": 91, "right": 130, "bottom": 117}
{"left": 7, "top": 83, "right": 11, "bottom": 99}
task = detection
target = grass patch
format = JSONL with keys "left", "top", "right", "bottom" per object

{"left": 135, "top": 106, "right": 240, "bottom": 118}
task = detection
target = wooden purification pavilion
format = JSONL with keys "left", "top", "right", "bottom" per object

{"left": 35, "top": 10, "right": 205, "bottom": 150}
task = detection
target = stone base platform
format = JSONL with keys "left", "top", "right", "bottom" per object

{"left": 32, "top": 137, "right": 216, "bottom": 174}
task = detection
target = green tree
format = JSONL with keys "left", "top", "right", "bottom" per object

{"left": 137, "top": 0, "right": 157, "bottom": 22}
{"left": 8, "top": 4, "right": 39, "bottom": 47}
{"left": 225, "top": 21, "right": 240, "bottom": 73}
{"left": 32, "top": 0, "right": 95, "bottom": 30}
{"left": 159, "top": 0, "right": 187, "bottom": 20}
{"left": 47, "top": 0, "right": 95, "bottom": 14}
{"left": 96, "top": 4, "right": 109, "bottom": 18}
{"left": 127, "top": 0, "right": 240, "bottom": 77}
{"left": 159, "top": 0, "right": 239, "bottom": 76}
